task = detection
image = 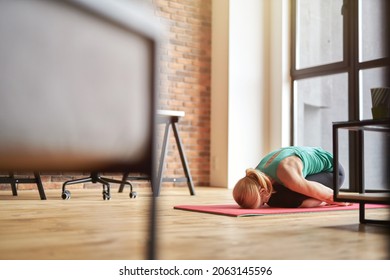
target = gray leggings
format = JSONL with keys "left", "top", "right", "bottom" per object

{"left": 306, "top": 164, "right": 345, "bottom": 190}
{"left": 267, "top": 164, "right": 345, "bottom": 208}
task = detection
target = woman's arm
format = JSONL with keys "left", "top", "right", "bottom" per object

{"left": 276, "top": 156, "right": 350, "bottom": 206}
{"left": 300, "top": 198, "right": 326, "bottom": 208}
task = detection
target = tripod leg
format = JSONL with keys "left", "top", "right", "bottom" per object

{"left": 34, "top": 173, "right": 46, "bottom": 200}
{"left": 172, "top": 122, "right": 195, "bottom": 195}
{"left": 118, "top": 173, "right": 129, "bottom": 193}
{"left": 9, "top": 172, "right": 18, "bottom": 196}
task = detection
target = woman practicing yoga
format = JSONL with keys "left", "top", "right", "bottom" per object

{"left": 233, "top": 146, "right": 351, "bottom": 208}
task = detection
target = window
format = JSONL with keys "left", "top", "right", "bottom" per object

{"left": 291, "top": 0, "right": 390, "bottom": 189}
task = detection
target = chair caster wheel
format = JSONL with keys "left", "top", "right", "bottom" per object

{"left": 130, "top": 191, "right": 137, "bottom": 198}
{"left": 103, "top": 192, "right": 111, "bottom": 200}
{"left": 62, "top": 190, "right": 71, "bottom": 200}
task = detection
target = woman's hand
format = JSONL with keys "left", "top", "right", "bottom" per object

{"left": 325, "top": 193, "right": 353, "bottom": 206}
{"left": 326, "top": 201, "right": 353, "bottom": 206}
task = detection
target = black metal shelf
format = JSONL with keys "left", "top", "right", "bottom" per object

{"left": 332, "top": 119, "right": 390, "bottom": 225}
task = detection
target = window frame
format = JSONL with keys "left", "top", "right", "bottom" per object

{"left": 290, "top": 0, "right": 390, "bottom": 190}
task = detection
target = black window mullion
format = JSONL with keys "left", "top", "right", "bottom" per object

{"left": 345, "top": 0, "right": 359, "bottom": 121}
{"left": 358, "top": 57, "right": 390, "bottom": 70}
{"left": 346, "top": 0, "right": 362, "bottom": 192}
{"left": 291, "top": 61, "right": 348, "bottom": 80}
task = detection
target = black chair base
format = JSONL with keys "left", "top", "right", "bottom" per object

{"left": 62, "top": 172, "right": 136, "bottom": 200}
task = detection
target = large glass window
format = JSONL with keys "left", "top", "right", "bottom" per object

{"left": 360, "top": 0, "right": 390, "bottom": 62}
{"left": 292, "top": 0, "right": 390, "bottom": 191}
{"left": 294, "top": 73, "right": 348, "bottom": 149}
{"left": 296, "top": 0, "right": 344, "bottom": 69}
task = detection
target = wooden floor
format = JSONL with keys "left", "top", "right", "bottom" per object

{"left": 0, "top": 186, "right": 389, "bottom": 260}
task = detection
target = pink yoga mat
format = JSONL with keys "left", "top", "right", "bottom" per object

{"left": 173, "top": 203, "right": 388, "bottom": 217}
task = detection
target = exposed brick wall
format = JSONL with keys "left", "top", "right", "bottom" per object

{"left": 0, "top": 0, "right": 211, "bottom": 193}
{"left": 153, "top": 0, "right": 211, "bottom": 188}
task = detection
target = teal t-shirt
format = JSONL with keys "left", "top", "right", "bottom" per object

{"left": 256, "top": 146, "right": 334, "bottom": 184}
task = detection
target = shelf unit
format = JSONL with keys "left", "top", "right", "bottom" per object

{"left": 332, "top": 119, "right": 390, "bottom": 225}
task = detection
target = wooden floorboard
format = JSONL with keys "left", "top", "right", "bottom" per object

{"left": 0, "top": 186, "right": 389, "bottom": 260}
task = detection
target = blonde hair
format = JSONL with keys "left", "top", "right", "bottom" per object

{"left": 232, "top": 168, "right": 273, "bottom": 209}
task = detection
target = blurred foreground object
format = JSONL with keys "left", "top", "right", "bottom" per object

{"left": 0, "top": 0, "right": 160, "bottom": 173}
{"left": 0, "top": 0, "right": 162, "bottom": 259}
